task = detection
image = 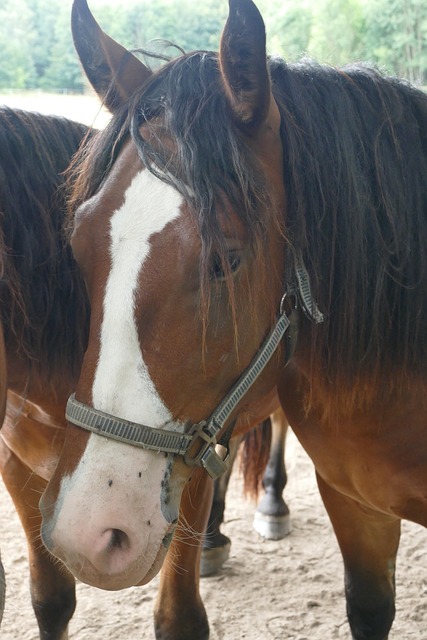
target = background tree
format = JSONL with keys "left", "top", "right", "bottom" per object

{"left": 0, "top": 0, "right": 35, "bottom": 89}
{"left": 261, "top": 1, "right": 312, "bottom": 61}
{"left": 362, "top": 0, "right": 427, "bottom": 83}
{"left": 0, "top": 0, "right": 425, "bottom": 91}
{"left": 39, "top": 3, "right": 84, "bottom": 91}
{"left": 308, "top": 0, "right": 365, "bottom": 66}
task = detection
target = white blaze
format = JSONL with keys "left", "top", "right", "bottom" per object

{"left": 47, "top": 170, "right": 187, "bottom": 587}
{"left": 93, "top": 168, "right": 183, "bottom": 425}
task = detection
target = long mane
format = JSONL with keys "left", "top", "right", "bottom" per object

{"left": 0, "top": 107, "right": 90, "bottom": 383}
{"left": 68, "top": 53, "right": 427, "bottom": 405}
{"left": 270, "top": 61, "right": 427, "bottom": 401}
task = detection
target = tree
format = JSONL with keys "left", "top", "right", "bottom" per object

{"left": 0, "top": 0, "right": 35, "bottom": 89}
{"left": 0, "top": 0, "right": 424, "bottom": 91}
{"left": 41, "top": 4, "right": 86, "bottom": 92}
{"left": 121, "top": 0, "right": 226, "bottom": 54}
{"left": 363, "top": 0, "right": 427, "bottom": 84}
{"left": 261, "top": 2, "right": 313, "bottom": 61}
{"left": 30, "top": 0, "right": 62, "bottom": 85}
{"left": 308, "top": 0, "right": 365, "bottom": 66}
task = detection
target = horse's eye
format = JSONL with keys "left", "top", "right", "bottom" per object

{"left": 210, "top": 252, "right": 242, "bottom": 280}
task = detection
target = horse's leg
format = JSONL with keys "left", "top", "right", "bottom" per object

{"left": 0, "top": 550, "right": 4, "bottom": 627}
{"left": 316, "top": 473, "right": 400, "bottom": 640}
{"left": 0, "top": 322, "right": 7, "bottom": 623}
{"left": 200, "top": 434, "right": 242, "bottom": 577}
{"left": 154, "top": 467, "right": 213, "bottom": 640}
{"left": 0, "top": 443, "right": 75, "bottom": 640}
{"left": 253, "top": 408, "right": 290, "bottom": 539}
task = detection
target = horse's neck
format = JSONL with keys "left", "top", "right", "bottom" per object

{"left": 6, "top": 348, "right": 76, "bottom": 410}
{"left": 1, "top": 351, "right": 73, "bottom": 481}
{"left": 2, "top": 388, "right": 67, "bottom": 481}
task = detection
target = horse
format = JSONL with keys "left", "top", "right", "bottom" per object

{"left": 0, "top": 108, "right": 288, "bottom": 636}
{"left": 201, "top": 408, "right": 290, "bottom": 576}
{"left": 38, "top": 0, "right": 427, "bottom": 639}
{"left": 0, "top": 106, "right": 90, "bottom": 636}
{"left": 252, "top": 407, "right": 290, "bottom": 540}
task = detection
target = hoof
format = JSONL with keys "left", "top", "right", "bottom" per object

{"left": 200, "top": 541, "right": 231, "bottom": 577}
{"left": 253, "top": 511, "right": 291, "bottom": 540}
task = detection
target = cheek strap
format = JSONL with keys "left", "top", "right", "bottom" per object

{"left": 66, "top": 301, "right": 293, "bottom": 480}
{"left": 66, "top": 250, "right": 323, "bottom": 480}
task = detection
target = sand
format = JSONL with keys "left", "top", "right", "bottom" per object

{"left": 0, "top": 429, "right": 426, "bottom": 639}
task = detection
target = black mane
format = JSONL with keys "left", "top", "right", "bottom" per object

{"left": 0, "top": 107, "right": 90, "bottom": 383}
{"left": 69, "top": 53, "right": 427, "bottom": 392}
{"left": 269, "top": 60, "right": 427, "bottom": 385}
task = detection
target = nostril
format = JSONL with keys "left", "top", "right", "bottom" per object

{"left": 108, "top": 528, "right": 130, "bottom": 551}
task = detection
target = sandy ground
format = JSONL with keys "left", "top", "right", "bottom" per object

{"left": 0, "top": 94, "right": 426, "bottom": 639}
{"left": 0, "top": 429, "right": 426, "bottom": 640}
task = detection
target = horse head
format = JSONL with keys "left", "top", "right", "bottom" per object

{"left": 40, "top": 0, "right": 288, "bottom": 590}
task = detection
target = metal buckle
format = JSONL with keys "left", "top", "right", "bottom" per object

{"left": 280, "top": 291, "right": 297, "bottom": 315}
{"left": 184, "top": 421, "right": 215, "bottom": 466}
{"left": 200, "top": 444, "right": 230, "bottom": 480}
{"left": 184, "top": 421, "right": 230, "bottom": 480}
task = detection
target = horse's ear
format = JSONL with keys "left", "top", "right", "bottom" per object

{"left": 72, "top": 0, "right": 152, "bottom": 113}
{"left": 220, "top": 0, "right": 273, "bottom": 132}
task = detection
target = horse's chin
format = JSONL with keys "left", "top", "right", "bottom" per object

{"left": 66, "top": 542, "right": 169, "bottom": 591}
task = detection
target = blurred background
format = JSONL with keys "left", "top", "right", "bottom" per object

{"left": 0, "top": 0, "right": 425, "bottom": 100}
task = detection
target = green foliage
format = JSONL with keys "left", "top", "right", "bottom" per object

{"left": 362, "top": 0, "right": 427, "bottom": 83}
{"left": 0, "top": 0, "right": 425, "bottom": 91}
{"left": 104, "top": 0, "right": 227, "bottom": 54}
{"left": 0, "top": 0, "right": 36, "bottom": 89}
{"left": 260, "top": 1, "right": 312, "bottom": 60}
{"left": 38, "top": 2, "right": 84, "bottom": 92}
{"left": 309, "top": 0, "right": 365, "bottom": 66}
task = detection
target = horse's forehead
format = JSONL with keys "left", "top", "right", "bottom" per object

{"left": 108, "top": 167, "right": 185, "bottom": 256}
{"left": 77, "top": 143, "right": 188, "bottom": 252}
{"left": 74, "top": 141, "right": 142, "bottom": 227}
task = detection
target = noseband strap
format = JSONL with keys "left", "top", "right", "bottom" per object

{"left": 65, "top": 397, "right": 194, "bottom": 455}
{"left": 66, "top": 251, "right": 323, "bottom": 479}
{"left": 66, "top": 304, "right": 293, "bottom": 480}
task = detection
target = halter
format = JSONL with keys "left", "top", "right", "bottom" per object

{"left": 66, "top": 251, "right": 323, "bottom": 480}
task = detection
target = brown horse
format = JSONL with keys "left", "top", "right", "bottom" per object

{"left": 38, "top": 0, "right": 427, "bottom": 639}
{"left": 0, "top": 106, "right": 89, "bottom": 637}
{"left": 201, "top": 408, "right": 290, "bottom": 576}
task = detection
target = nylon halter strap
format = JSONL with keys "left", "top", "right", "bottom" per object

{"left": 65, "top": 251, "right": 323, "bottom": 480}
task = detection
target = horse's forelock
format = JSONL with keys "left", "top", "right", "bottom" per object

{"left": 133, "top": 55, "right": 280, "bottom": 332}
{"left": 68, "top": 51, "right": 278, "bottom": 327}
